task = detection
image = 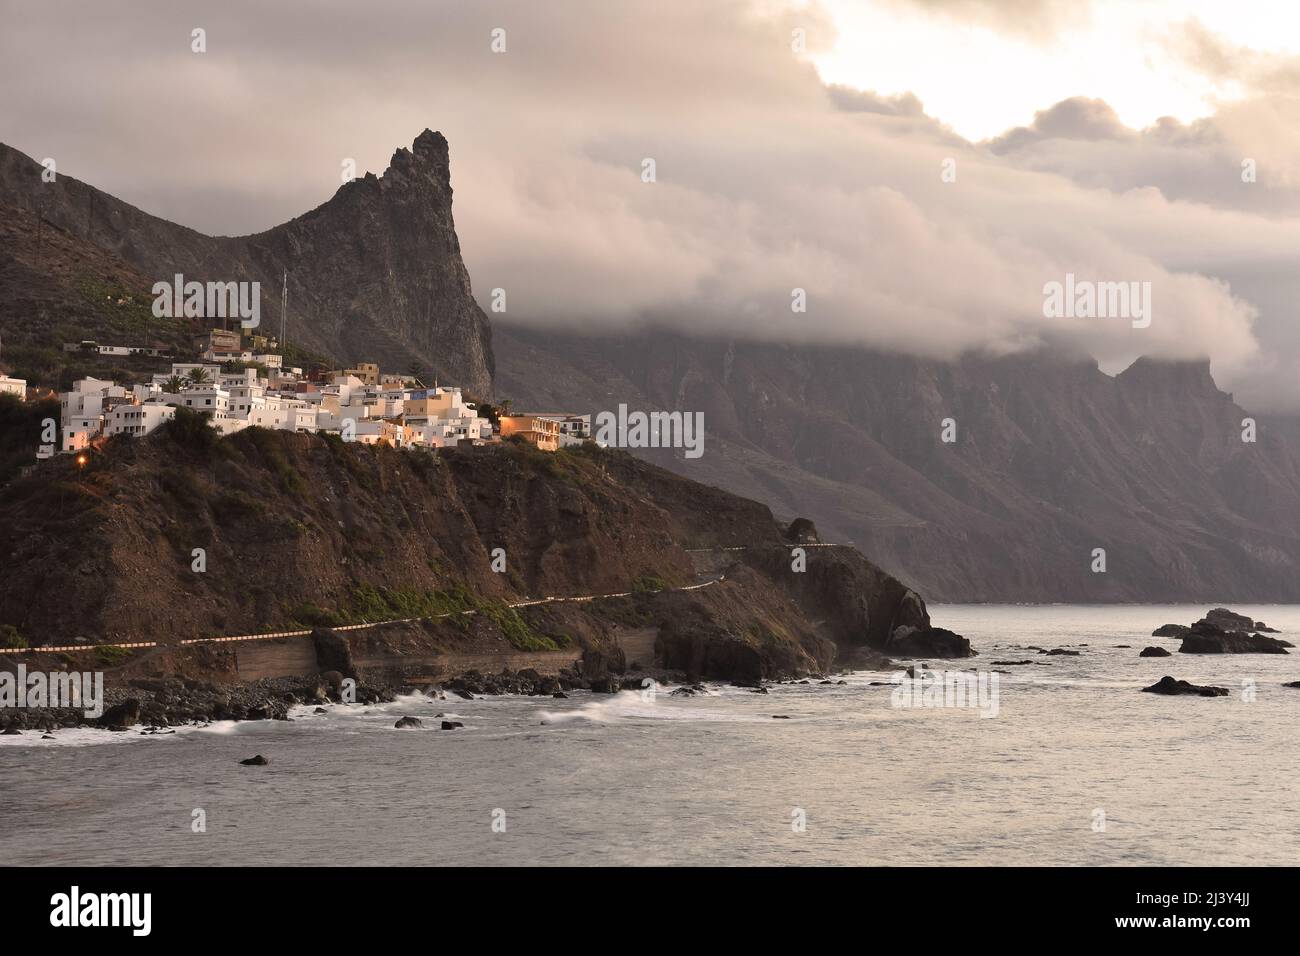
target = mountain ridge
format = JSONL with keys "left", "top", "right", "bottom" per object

{"left": 0, "top": 131, "right": 494, "bottom": 396}
{"left": 493, "top": 323, "right": 1300, "bottom": 603}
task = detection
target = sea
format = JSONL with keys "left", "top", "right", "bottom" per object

{"left": 2, "top": 605, "right": 1298, "bottom": 866}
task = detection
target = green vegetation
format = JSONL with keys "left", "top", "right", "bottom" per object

{"left": 632, "top": 575, "right": 670, "bottom": 593}
{"left": 96, "top": 645, "right": 133, "bottom": 666}
{"left": 0, "top": 394, "right": 59, "bottom": 487}
{"left": 590, "top": 593, "right": 656, "bottom": 628}
{"left": 157, "top": 405, "right": 220, "bottom": 454}
{"left": 211, "top": 489, "right": 269, "bottom": 524}
{"left": 75, "top": 275, "right": 169, "bottom": 346}
{"left": 289, "top": 583, "right": 567, "bottom": 651}
{"left": 0, "top": 624, "right": 27, "bottom": 649}
{"left": 746, "top": 622, "right": 790, "bottom": 646}
{"left": 242, "top": 426, "right": 305, "bottom": 494}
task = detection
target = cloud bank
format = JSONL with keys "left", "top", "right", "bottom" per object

{"left": 1, "top": 0, "right": 1298, "bottom": 407}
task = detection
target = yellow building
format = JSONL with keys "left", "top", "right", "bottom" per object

{"left": 327, "top": 362, "right": 380, "bottom": 385}
{"left": 500, "top": 415, "right": 561, "bottom": 452}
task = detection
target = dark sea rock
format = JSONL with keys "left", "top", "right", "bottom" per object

{"left": 1040, "top": 648, "right": 1079, "bottom": 656}
{"left": 1139, "top": 646, "right": 1172, "bottom": 657}
{"left": 239, "top": 754, "right": 270, "bottom": 765}
{"left": 98, "top": 698, "right": 142, "bottom": 730}
{"left": 440, "top": 721, "right": 464, "bottom": 730}
{"left": 1153, "top": 608, "right": 1291, "bottom": 654}
{"left": 1180, "top": 628, "right": 1290, "bottom": 654}
{"left": 888, "top": 625, "right": 974, "bottom": 658}
{"left": 1141, "top": 676, "right": 1229, "bottom": 697}
{"left": 394, "top": 716, "right": 423, "bottom": 729}
{"left": 1200, "top": 608, "right": 1276, "bottom": 632}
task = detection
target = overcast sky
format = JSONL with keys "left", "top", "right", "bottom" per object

{"left": 4, "top": 0, "right": 1300, "bottom": 410}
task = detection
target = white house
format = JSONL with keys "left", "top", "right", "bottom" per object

{"left": 524, "top": 412, "right": 592, "bottom": 447}
{"left": 106, "top": 403, "right": 175, "bottom": 438}
{"left": 0, "top": 375, "right": 26, "bottom": 399}
{"left": 62, "top": 415, "right": 101, "bottom": 453}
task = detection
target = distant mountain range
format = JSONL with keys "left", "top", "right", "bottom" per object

{"left": 494, "top": 326, "right": 1300, "bottom": 602}
{"left": 4, "top": 130, "right": 1299, "bottom": 603}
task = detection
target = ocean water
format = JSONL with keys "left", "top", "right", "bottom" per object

{"left": 2, "top": 604, "right": 1298, "bottom": 866}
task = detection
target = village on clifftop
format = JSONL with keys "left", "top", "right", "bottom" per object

{"left": 1, "top": 327, "right": 590, "bottom": 459}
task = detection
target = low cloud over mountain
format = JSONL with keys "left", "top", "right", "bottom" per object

{"left": 4, "top": 0, "right": 1299, "bottom": 407}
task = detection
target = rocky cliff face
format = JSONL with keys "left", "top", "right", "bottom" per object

{"left": 0, "top": 424, "right": 952, "bottom": 677}
{"left": 0, "top": 131, "right": 493, "bottom": 395}
{"left": 494, "top": 325, "right": 1300, "bottom": 602}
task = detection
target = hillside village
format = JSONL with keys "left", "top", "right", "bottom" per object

{"left": 1, "top": 328, "right": 589, "bottom": 458}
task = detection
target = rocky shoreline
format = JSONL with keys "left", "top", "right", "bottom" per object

{"left": 0, "top": 660, "right": 883, "bottom": 736}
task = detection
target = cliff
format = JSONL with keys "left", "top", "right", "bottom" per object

{"left": 494, "top": 325, "right": 1300, "bottom": 602}
{"left": 0, "top": 131, "right": 494, "bottom": 396}
{"left": 0, "top": 419, "right": 956, "bottom": 681}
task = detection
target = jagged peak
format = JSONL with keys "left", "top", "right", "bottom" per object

{"left": 413, "top": 128, "right": 449, "bottom": 157}
{"left": 1116, "top": 355, "right": 1222, "bottom": 397}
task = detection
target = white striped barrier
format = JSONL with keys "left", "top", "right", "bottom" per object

{"left": 0, "top": 572, "right": 731, "bottom": 657}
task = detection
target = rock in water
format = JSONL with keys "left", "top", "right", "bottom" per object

{"left": 440, "top": 720, "right": 464, "bottom": 730}
{"left": 394, "top": 716, "right": 423, "bottom": 729}
{"left": 1153, "top": 608, "right": 1291, "bottom": 653}
{"left": 239, "top": 754, "right": 270, "bottom": 765}
{"left": 1180, "top": 629, "right": 1290, "bottom": 654}
{"left": 888, "top": 625, "right": 974, "bottom": 658}
{"left": 1200, "top": 608, "right": 1259, "bottom": 631}
{"left": 1139, "top": 646, "right": 1172, "bottom": 657}
{"left": 1141, "top": 676, "right": 1229, "bottom": 697}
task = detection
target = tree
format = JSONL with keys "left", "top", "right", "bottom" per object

{"left": 162, "top": 375, "right": 186, "bottom": 394}
{"left": 187, "top": 367, "right": 211, "bottom": 385}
